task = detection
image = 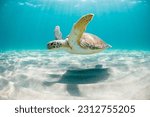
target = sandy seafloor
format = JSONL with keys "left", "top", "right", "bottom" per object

{"left": 0, "top": 50, "right": 150, "bottom": 100}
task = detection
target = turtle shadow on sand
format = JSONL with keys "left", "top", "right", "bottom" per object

{"left": 43, "top": 65, "right": 110, "bottom": 97}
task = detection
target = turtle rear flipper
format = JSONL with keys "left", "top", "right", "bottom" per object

{"left": 55, "top": 26, "right": 62, "bottom": 40}
{"left": 68, "top": 14, "right": 94, "bottom": 48}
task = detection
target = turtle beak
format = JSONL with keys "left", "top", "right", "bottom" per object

{"left": 47, "top": 43, "right": 50, "bottom": 49}
{"left": 47, "top": 43, "right": 51, "bottom": 49}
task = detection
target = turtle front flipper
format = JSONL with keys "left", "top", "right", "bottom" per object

{"left": 68, "top": 14, "right": 94, "bottom": 48}
{"left": 55, "top": 26, "right": 62, "bottom": 40}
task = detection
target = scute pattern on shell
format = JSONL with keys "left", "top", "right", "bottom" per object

{"left": 80, "top": 33, "right": 106, "bottom": 50}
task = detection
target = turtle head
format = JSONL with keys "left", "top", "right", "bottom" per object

{"left": 47, "top": 40, "right": 63, "bottom": 50}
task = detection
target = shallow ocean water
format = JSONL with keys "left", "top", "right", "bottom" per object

{"left": 0, "top": 0, "right": 150, "bottom": 99}
{"left": 0, "top": 50, "right": 150, "bottom": 99}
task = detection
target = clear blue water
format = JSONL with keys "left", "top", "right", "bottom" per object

{"left": 0, "top": 0, "right": 150, "bottom": 99}
{"left": 0, "top": 0, "right": 150, "bottom": 51}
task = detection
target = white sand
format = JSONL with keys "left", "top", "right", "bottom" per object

{"left": 0, "top": 50, "right": 150, "bottom": 99}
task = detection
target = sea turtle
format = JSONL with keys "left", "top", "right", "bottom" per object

{"left": 47, "top": 13, "right": 112, "bottom": 55}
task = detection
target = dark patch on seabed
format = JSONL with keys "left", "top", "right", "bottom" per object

{"left": 43, "top": 65, "right": 110, "bottom": 97}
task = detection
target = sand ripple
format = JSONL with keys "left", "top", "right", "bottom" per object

{"left": 0, "top": 50, "right": 150, "bottom": 99}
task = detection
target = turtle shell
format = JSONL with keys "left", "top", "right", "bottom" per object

{"left": 80, "top": 33, "right": 107, "bottom": 50}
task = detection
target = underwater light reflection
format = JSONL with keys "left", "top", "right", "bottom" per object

{"left": 37, "top": 0, "right": 145, "bottom": 14}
